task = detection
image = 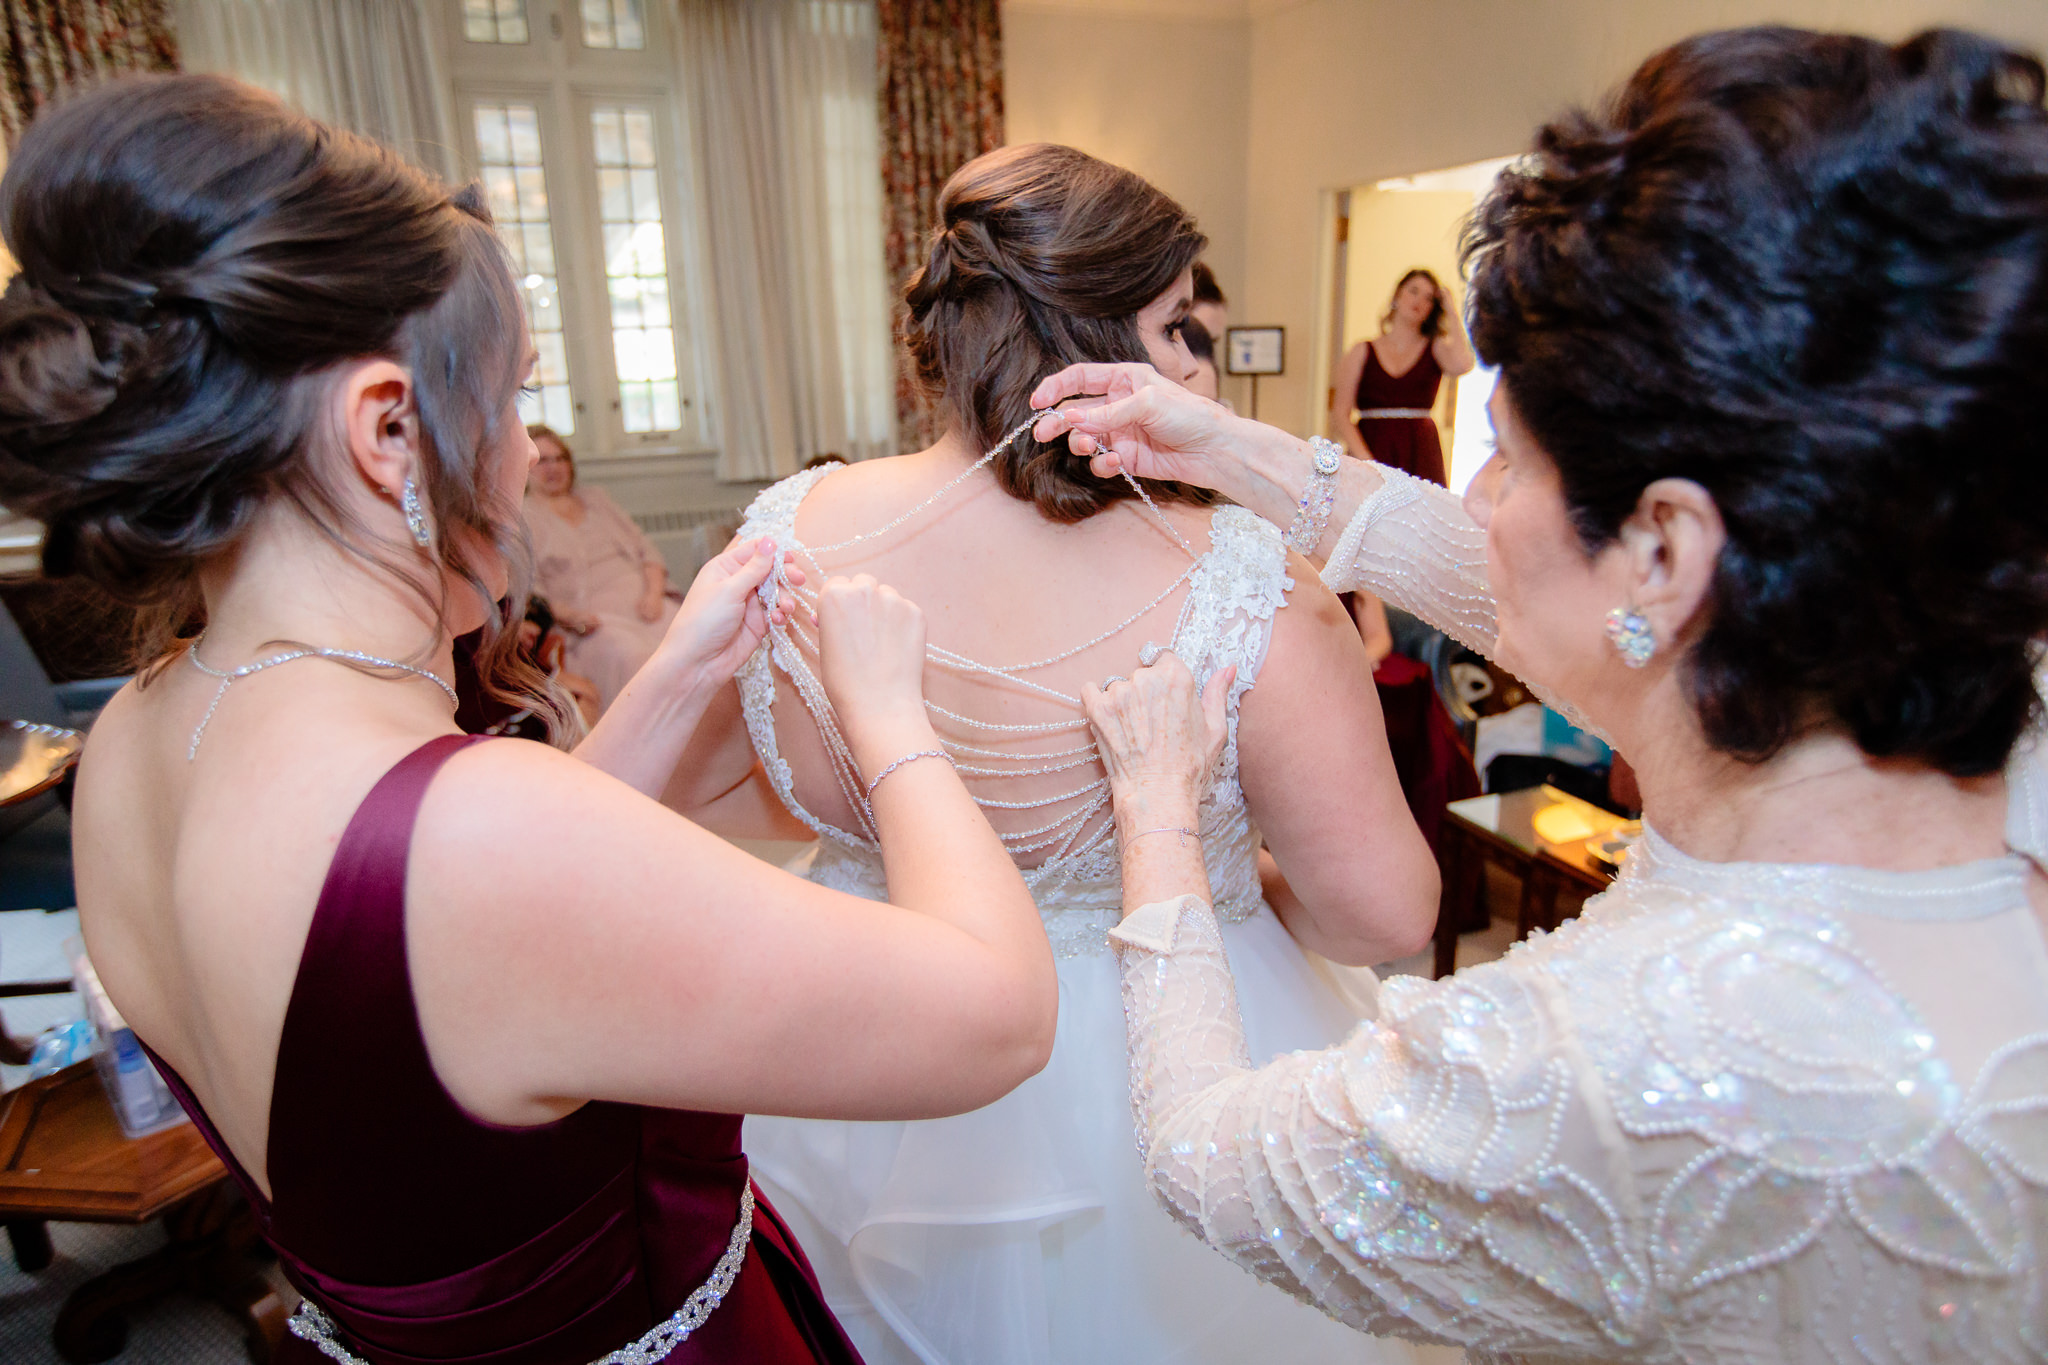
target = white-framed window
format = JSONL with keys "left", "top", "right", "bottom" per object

{"left": 442, "top": 0, "right": 708, "bottom": 458}
{"left": 579, "top": 0, "right": 646, "bottom": 51}
{"left": 462, "top": 0, "right": 530, "bottom": 44}
{"left": 472, "top": 100, "right": 576, "bottom": 433}
{"left": 589, "top": 104, "right": 680, "bottom": 433}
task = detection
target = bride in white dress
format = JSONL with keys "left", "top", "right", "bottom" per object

{"left": 680, "top": 144, "right": 1437, "bottom": 1364}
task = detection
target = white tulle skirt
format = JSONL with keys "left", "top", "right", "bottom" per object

{"left": 745, "top": 903, "right": 1420, "bottom": 1365}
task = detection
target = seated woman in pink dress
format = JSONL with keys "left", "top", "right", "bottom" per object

{"left": 524, "top": 424, "right": 679, "bottom": 710}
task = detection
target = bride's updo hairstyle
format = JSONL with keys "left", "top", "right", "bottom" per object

{"left": 1465, "top": 27, "right": 2048, "bottom": 777}
{"left": 904, "top": 143, "right": 1209, "bottom": 521}
{"left": 0, "top": 75, "right": 552, "bottom": 717}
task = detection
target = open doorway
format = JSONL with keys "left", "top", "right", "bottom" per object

{"left": 1320, "top": 156, "right": 1514, "bottom": 494}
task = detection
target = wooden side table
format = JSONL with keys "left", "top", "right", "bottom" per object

{"left": 1433, "top": 786, "right": 1626, "bottom": 978}
{"left": 0, "top": 1061, "right": 288, "bottom": 1363}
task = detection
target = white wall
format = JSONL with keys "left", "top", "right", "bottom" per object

{"left": 1005, "top": 0, "right": 2048, "bottom": 435}
{"left": 1003, "top": 0, "right": 1254, "bottom": 406}
{"left": 1241, "top": 0, "right": 2048, "bottom": 432}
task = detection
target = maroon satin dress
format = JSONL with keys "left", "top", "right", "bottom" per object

{"left": 142, "top": 735, "right": 862, "bottom": 1365}
{"left": 1354, "top": 340, "right": 1446, "bottom": 486}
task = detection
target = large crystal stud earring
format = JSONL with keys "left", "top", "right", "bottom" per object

{"left": 400, "top": 478, "right": 432, "bottom": 548}
{"left": 1605, "top": 604, "right": 1655, "bottom": 668}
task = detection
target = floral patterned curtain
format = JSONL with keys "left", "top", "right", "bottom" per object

{"left": 877, "top": 0, "right": 1001, "bottom": 451}
{"left": 0, "top": 0, "right": 178, "bottom": 148}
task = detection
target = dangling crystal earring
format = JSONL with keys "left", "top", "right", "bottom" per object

{"left": 1605, "top": 604, "right": 1655, "bottom": 668}
{"left": 400, "top": 478, "right": 432, "bottom": 548}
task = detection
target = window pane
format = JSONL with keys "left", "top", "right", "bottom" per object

{"left": 609, "top": 277, "right": 642, "bottom": 330}
{"left": 475, "top": 107, "right": 510, "bottom": 163}
{"left": 631, "top": 223, "right": 665, "bottom": 277}
{"left": 614, "top": 0, "right": 645, "bottom": 50}
{"left": 628, "top": 169, "right": 660, "bottom": 223}
{"left": 507, "top": 107, "right": 542, "bottom": 164}
{"left": 597, "top": 168, "right": 630, "bottom": 222}
{"left": 464, "top": 0, "right": 529, "bottom": 43}
{"left": 535, "top": 331, "right": 570, "bottom": 386}
{"left": 620, "top": 383, "right": 652, "bottom": 433}
{"left": 591, "top": 111, "right": 624, "bottom": 165}
{"left": 591, "top": 104, "right": 681, "bottom": 432}
{"left": 639, "top": 277, "right": 671, "bottom": 328}
{"left": 521, "top": 223, "right": 555, "bottom": 276}
{"left": 649, "top": 381, "right": 680, "bottom": 432}
{"left": 473, "top": 100, "right": 574, "bottom": 434}
{"left": 623, "top": 111, "right": 656, "bottom": 167}
{"left": 541, "top": 385, "right": 576, "bottom": 432}
{"left": 580, "top": 0, "right": 646, "bottom": 50}
{"left": 482, "top": 167, "right": 518, "bottom": 223}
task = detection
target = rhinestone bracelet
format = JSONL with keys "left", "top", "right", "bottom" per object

{"left": 866, "top": 747, "right": 954, "bottom": 800}
{"left": 1283, "top": 436, "right": 1345, "bottom": 555}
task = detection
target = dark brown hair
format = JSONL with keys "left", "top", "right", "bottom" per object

{"left": 1381, "top": 268, "right": 1446, "bottom": 338}
{"left": 1191, "top": 261, "right": 1225, "bottom": 306}
{"left": 902, "top": 143, "right": 1209, "bottom": 522}
{"left": 0, "top": 74, "right": 564, "bottom": 734}
{"left": 1465, "top": 26, "right": 2048, "bottom": 776}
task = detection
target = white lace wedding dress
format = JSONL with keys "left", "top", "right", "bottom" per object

{"left": 733, "top": 464, "right": 1419, "bottom": 1365}
{"left": 1114, "top": 466, "right": 2048, "bottom": 1363}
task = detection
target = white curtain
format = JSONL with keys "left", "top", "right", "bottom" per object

{"left": 172, "top": 0, "right": 459, "bottom": 180}
{"left": 675, "top": 0, "right": 897, "bottom": 480}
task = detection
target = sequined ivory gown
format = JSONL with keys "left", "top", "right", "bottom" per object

{"left": 1115, "top": 465, "right": 2048, "bottom": 1364}
{"left": 734, "top": 464, "right": 1420, "bottom": 1365}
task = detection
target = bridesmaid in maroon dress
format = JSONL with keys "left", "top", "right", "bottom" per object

{"left": 0, "top": 77, "right": 1058, "bottom": 1364}
{"left": 1329, "top": 268, "right": 1476, "bottom": 486}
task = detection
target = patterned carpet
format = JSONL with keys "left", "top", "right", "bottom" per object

{"left": 0, "top": 1220, "right": 294, "bottom": 1365}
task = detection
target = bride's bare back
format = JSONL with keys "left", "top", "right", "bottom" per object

{"left": 753, "top": 440, "right": 1438, "bottom": 965}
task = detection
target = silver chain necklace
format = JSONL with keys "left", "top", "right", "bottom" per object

{"left": 185, "top": 635, "right": 459, "bottom": 761}
{"left": 766, "top": 407, "right": 1203, "bottom": 855}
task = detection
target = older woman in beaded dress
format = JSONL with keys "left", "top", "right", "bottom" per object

{"left": 1033, "top": 26, "right": 2048, "bottom": 1362}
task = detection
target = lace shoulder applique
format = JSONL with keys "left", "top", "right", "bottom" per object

{"left": 734, "top": 463, "right": 868, "bottom": 852}
{"left": 1173, "top": 504, "right": 1293, "bottom": 689}
{"left": 735, "top": 463, "right": 843, "bottom": 545}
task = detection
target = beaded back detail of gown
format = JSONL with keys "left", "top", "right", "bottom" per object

{"left": 733, "top": 464, "right": 1404, "bottom": 1365}
{"left": 736, "top": 464, "right": 1293, "bottom": 958}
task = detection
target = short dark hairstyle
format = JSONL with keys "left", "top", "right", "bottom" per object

{"left": 0, "top": 74, "right": 561, "bottom": 730}
{"left": 1181, "top": 315, "right": 1216, "bottom": 366}
{"left": 1466, "top": 26, "right": 2048, "bottom": 777}
{"left": 1382, "top": 268, "right": 1446, "bottom": 338}
{"left": 1191, "top": 261, "right": 1225, "bottom": 306}
{"left": 902, "top": 142, "right": 1210, "bottom": 521}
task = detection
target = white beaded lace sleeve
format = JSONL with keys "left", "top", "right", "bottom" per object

{"left": 1116, "top": 898, "right": 1633, "bottom": 1356}
{"left": 1117, "top": 855, "right": 2048, "bottom": 1362}
{"left": 1319, "top": 465, "right": 1498, "bottom": 659}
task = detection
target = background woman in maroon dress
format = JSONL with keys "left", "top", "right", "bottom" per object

{"left": 1329, "top": 268, "right": 1475, "bottom": 486}
{"left": 0, "top": 75, "right": 1058, "bottom": 1364}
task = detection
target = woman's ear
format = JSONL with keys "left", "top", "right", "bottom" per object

{"left": 1616, "top": 477, "right": 1725, "bottom": 647}
{"left": 337, "top": 359, "right": 421, "bottom": 498}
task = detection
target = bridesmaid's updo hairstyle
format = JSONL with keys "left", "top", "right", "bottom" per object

{"left": 1466, "top": 27, "right": 2048, "bottom": 777}
{"left": 904, "top": 143, "right": 1209, "bottom": 522}
{"left": 0, "top": 74, "right": 546, "bottom": 710}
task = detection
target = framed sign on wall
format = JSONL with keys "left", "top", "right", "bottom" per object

{"left": 1224, "top": 326, "right": 1285, "bottom": 418}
